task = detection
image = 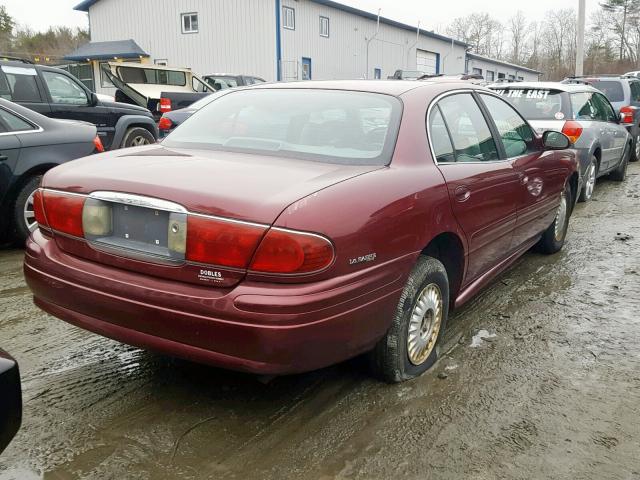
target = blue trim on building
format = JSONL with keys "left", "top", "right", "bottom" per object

{"left": 275, "top": 0, "right": 282, "bottom": 81}
{"left": 435, "top": 53, "right": 440, "bottom": 74}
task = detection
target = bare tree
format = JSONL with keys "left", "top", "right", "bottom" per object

{"left": 446, "top": 13, "right": 503, "bottom": 58}
{"left": 508, "top": 11, "right": 528, "bottom": 64}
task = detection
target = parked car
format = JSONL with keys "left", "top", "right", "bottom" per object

{"left": 0, "top": 349, "right": 21, "bottom": 455}
{"left": 563, "top": 75, "right": 640, "bottom": 161}
{"left": 0, "top": 98, "right": 102, "bottom": 243}
{"left": 0, "top": 59, "right": 158, "bottom": 150}
{"left": 24, "top": 80, "right": 579, "bottom": 382}
{"left": 387, "top": 70, "right": 427, "bottom": 80}
{"left": 491, "top": 82, "right": 631, "bottom": 202}
{"left": 158, "top": 91, "right": 227, "bottom": 137}
{"left": 101, "top": 62, "right": 215, "bottom": 118}
{"left": 203, "top": 73, "right": 265, "bottom": 91}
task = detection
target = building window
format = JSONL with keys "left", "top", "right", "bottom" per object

{"left": 472, "top": 67, "right": 482, "bottom": 76}
{"left": 181, "top": 13, "right": 198, "bottom": 34}
{"left": 320, "top": 16, "right": 329, "bottom": 37}
{"left": 283, "top": 6, "right": 295, "bottom": 30}
{"left": 508, "top": 74, "right": 515, "bottom": 80}
{"left": 486, "top": 70, "right": 495, "bottom": 81}
{"left": 374, "top": 68, "right": 381, "bottom": 79}
{"left": 498, "top": 73, "right": 505, "bottom": 79}
{"left": 517, "top": 76, "right": 524, "bottom": 81}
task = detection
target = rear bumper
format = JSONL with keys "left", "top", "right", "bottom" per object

{"left": 24, "top": 230, "right": 410, "bottom": 375}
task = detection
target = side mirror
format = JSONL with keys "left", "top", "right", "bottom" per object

{"left": 0, "top": 351, "right": 21, "bottom": 455}
{"left": 89, "top": 92, "right": 99, "bottom": 106}
{"left": 542, "top": 130, "right": 571, "bottom": 150}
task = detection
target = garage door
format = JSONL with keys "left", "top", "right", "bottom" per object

{"left": 417, "top": 49, "right": 437, "bottom": 74}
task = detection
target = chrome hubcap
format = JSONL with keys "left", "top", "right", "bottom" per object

{"left": 585, "top": 163, "right": 596, "bottom": 199}
{"left": 407, "top": 283, "right": 443, "bottom": 365}
{"left": 635, "top": 136, "right": 640, "bottom": 158}
{"left": 131, "top": 135, "right": 150, "bottom": 146}
{"left": 23, "top": 190, "right": 37, "bottom": 232}
{"left": 554, "top": 191, "right": 568, "bottom": 242}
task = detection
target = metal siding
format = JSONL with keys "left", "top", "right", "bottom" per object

{"left": 466, "top": 57, "right": 540, "bottom": 82}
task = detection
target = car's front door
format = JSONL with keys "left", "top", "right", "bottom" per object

{"left": 429, "top": 92, "right": 520, "bottom": 282}
{"left": 478, "top": 93, "right": 563, "bottom": 247}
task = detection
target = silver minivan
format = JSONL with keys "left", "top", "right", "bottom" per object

{"left": 490, "top": 82, "right": 630, "bottom": 201}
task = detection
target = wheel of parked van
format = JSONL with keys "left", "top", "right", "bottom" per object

{"left": 12, "top": 175, "right": 41, "bottom": 245}
{"left": 369, "top": 255, "right": 450, "bottom": 383}
{"left": 610, "top": 142, "right": 630, "bottom": 181}
{"left": 121, "top": 127, "right": 155, "bottom": 148}
{"left": 537, "top": 183, "right": 571, "bottom": 254}
{"left": 632, "top": 134, "right": 640, "bottom": 162}
{"left": 578, "top": 156, "right": 597, "bottom": 202}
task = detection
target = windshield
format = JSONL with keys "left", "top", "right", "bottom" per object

{"left": 163, "top": 89, "right": 402, "bottom": 165}
{"left": 117, "top": 67, "right": 186, "bottom": 86}
{"left": 588, "top": 80, "right": 624, "bottom": 102}
{"left": 493, "top": 88, "right": 565, "bottom": 120}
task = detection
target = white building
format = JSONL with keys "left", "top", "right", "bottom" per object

{"left": 69, "top": 0, "right": 540, "bottom": 94}
{"left": 466, "top": 53, "right": 541, "bottom": 82}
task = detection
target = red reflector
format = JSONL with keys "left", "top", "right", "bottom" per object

{"left": 159, "top": 98, "right": 172, "bottom": 113}
{"left": 186, "top": 216, "right": 266, "bottom": 268}
{"left": 620, "top": 105, "right": 636, "bottom": 124}
{"left": 93, "top": 135, "right": 104, "bottom": 152}
{"left": 33, "top": 189, "right": 48, "bottom": 229}
{"left": 562, "top": 121, "right": 583, "bottom": 144}
{"left": 42, "top": 190, "right": 85, "bottom": 237}
{"left": 158, "top": 116, "right": 173, "bottom": 131}
{"left": 250, "top": 228, "right": 334, "bottom": 274}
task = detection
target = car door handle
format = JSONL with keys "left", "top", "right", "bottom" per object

{"left": 454, "top": 186, "right": 471, "bottom": 202}
{"left": 0, "top": 155, "right": 8, "bottom": 161}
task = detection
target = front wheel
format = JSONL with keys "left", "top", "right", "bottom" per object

{"left": 631, "top": 133, "right": 640, "bottom": 162}
{"left": 537, "top": 183, "right": 571, "bottom": 254}
{"left": 369, "top": 256, "right": 449, "bottom": 383}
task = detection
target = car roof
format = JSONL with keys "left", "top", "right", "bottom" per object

{"left": 490, "top": 81, "right": 600, "bottom": 93}
{"left": 107, "top": 62, "right": 193, "bottom": 73}
{"left": 247, "top": 79, "right": 484, "bottom": 96}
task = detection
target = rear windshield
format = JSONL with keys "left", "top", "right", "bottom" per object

{"left": 117, "top": 67, "right": 186, "bottom": 86}
{"left": 587, "top": 80, "right": 624, "bottom": 102}
{"left": 493, "top": 88, "right": 565, "bottom": 120}
{"left": 162, "top": 89, "right": 402, "bottom": 166}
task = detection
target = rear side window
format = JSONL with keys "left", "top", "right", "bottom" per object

{"left": 480, "top": 94, "right": 535, "bottom": 157}
{"left": 589, "top": 80, "right": 624, "bottom": 102}
{"left": 571, "top": 92, "right": 597, "bottom": 120}
{"left": 591, "top": 93, "right": 618, "bottom": 122}
{"left": 493, "top": 88, "right": 564, "bottom": 120}
{"left": 0, "top": 107, "right": 36, "bottom": 132}
{"left": 428, "top": 106, "right": 455, "bottom": 163}
{"left": 436, "top": 93, "right": 499, "bottom": 162}
{"left": 0, "top": 66, "right": 42, "bottom": 103}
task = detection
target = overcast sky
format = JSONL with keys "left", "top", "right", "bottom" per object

{"left": 2, "top": 0, "right": 599, "bottom": 33}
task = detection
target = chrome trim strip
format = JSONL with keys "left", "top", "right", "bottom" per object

{"left": 90, "top": 191, "right": 188, "bottom": 213}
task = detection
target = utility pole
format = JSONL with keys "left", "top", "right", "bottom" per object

{"left": 365, "top": 9, "right": 381, "bottom": 79}
{"left": 576, "top": 0, "right": 586, "bottom": 76}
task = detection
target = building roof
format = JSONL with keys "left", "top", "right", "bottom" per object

{"left": 467, "top": 52, "right": 542, "bottom": 75}
{"left": 64, "top": 39, "right": 149, "bottom": 61}
{"left": 74, "top": 0, "right": 468, "bottom": 47}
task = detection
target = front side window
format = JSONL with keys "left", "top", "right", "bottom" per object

{"left": 283, "top": 7, "right": 295, "bottom": 30}
{"left": 481, "top": 94, "right": 535, "bottom": 158}
{"left": 41, "top": 71, "right": 88, "bottom": 105}
{"left": 163, "top": 89, "right": 402, "bottom": 166}
{"left": 320, "top": 16, "right": 329, "bottom": 37}
{"left": 0, "top": 107, "right": 36, "bottom": 132}
{"left": 181, "top": 12, "right": 198, "bottom": 33}
{"left": 435, "top": 93, "right": 499, "bottom": 162}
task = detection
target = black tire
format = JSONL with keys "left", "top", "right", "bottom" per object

{"left": 12, "top": 175, "right": 41, "bottom": 245}
{"left": 610, "top": 143, "right": 630, "bottom": 181}
{"left": 120, "top": 127, "right": 155, "bottom": 148}
{"left": 578, "top": 156, "right": 597, "bottom": 203}
{"left": 631, "top": 133, "right": 640, "bottom": 162}
{"left": 537, "top": 182, "right": 571, "bottom": 254}
{"left": 369, "top": 255, "right": 450, "bottom": 383}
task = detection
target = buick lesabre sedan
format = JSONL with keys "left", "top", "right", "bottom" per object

{"left": 24, "top": 81, "right": 579, "bottom": 382}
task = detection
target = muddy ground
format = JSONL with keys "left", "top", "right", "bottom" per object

{"left": 1, "top": 165, "right": 639, "bottom": 480}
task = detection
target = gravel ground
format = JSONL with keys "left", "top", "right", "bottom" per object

{"left": 0, "top": 164, "right": 639, "bottom": 480}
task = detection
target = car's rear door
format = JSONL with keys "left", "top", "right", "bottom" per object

{"left": 477, "top": 93, "right": 563, "bottom": 247}
{"left": 429, "top": 92, "right": 519, "bottom": 282}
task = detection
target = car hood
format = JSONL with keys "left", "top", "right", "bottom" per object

{"left": 42, "top": 145, "right": 383, "bottom": 224}
{"left": 99, "top": 100, "right": 152, "bottom": 115}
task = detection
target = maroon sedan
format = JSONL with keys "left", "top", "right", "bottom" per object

{"left": 24, "top": 81, "right": 579, "bottom": 382}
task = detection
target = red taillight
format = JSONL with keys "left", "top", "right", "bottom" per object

{"left": 562, "top": 121, "right": 583, "bottom": 144}
{"left": 159, "top": 97, "right": 172, "bottom": 113}
{"left": 186, "top": 216, "right": 266, "bottom": 268}
{"left": 158, "top": 116, "right": 173, "bottom": 131}
{"left": 620, "top": 105, "right": 636, "bottom": 124}
{"left": 93, "top": 135, "right": 104, "bottom": 153}
{"left": 32, "top": 189, "right": 48, "bottom": 229}
{"left": 41, "top": 190, "right": 85, "bottom": 237}
{"left": 250, "top": 228, "right": 334, "bottom": 274}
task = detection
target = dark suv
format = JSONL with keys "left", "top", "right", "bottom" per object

{"left": 0, "top": 59, "right": 158, "bottom": 150}
{"left": 564, "top": 75, "right": 640, "bottom": 161}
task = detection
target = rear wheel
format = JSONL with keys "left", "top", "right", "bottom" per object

{"left": 369, "top": 256, "right": 449, "bottom": 383}
{"left": 631, "top": 133, "right": 640, "bottom": 162}
{"left": 12, "top": 175, "right": 41, "bottom": 244}
{"left": 537, "top": 183, "right": 571, "bottom": 254}
{"left": 610, "top": 143, "right": 630, "bottom": 181}
{"left": 121, "top": 127, "right": 155, "bottom": 148}
{"left": 578, "top": 156, "right": 597, "bottom": 202}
